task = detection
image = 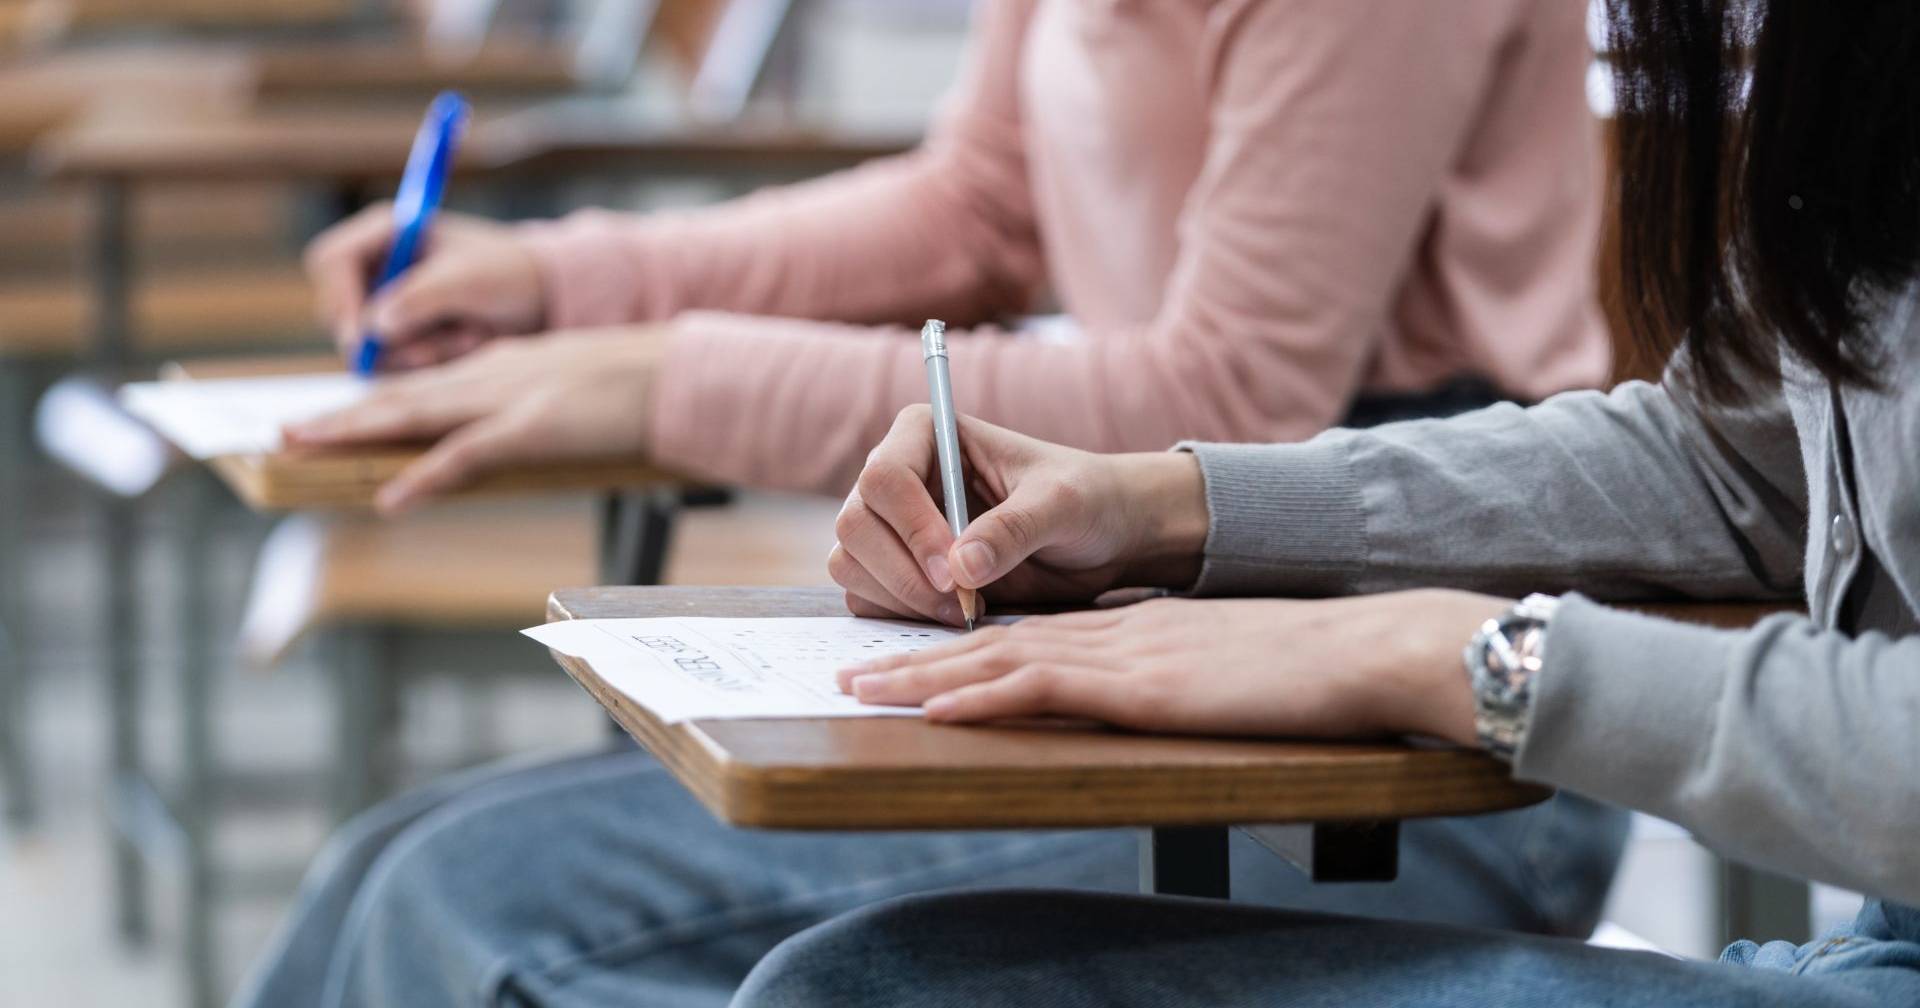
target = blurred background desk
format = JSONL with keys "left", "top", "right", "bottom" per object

{"left": 1, "top": 5, "right": 947, "bottom": 1006}
{"left": 35, "top": 102, "right": 914, "bottom": 369}
{"left": 77, "top": 349, "right": 830, "bottom": 1006}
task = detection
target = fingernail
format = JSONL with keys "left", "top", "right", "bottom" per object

{"left": 849, "top": 674, "right": 885, "bottom": 699}
{"left": 936, "top": 602, "right": 964, "bottom": 626}
{"left": 924, "top": 695, "right": 956, "bottom": 719}
{"left": 924, "top": 554, "right": 953, "bottom": 592}
{"left": 955, "top": 541, "right": 995, "bottom": 584}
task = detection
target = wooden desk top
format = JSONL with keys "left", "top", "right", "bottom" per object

{"left": 0, "top": 263, "right": 320, "bottom": 359}
{"left": 543, "top": 586, "right": 1556, "bottom": 832}
{"left": 164, "top": 355, "right": 681, "bottom": 512}
{"left": 249, "top": 39, "right": 581, "bottom": 104}
{"left": 37, "top": 100, "right": 918, "bottom": 184}
{"left": 480, "top": 101, "right": 919, "bottom": 177}
{"left": 39, "top": 108, "right": 495, "bottom": 183}
{"left": 59, "top": 0, "right": 354, "bottom": 30}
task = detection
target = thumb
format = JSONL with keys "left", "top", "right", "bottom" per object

{"left": 947, "top": 483, "right": 1071, "bottom": 589}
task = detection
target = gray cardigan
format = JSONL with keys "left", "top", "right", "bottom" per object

{"left": 1181, "top": 288, "right": 1920, "bottom": 906}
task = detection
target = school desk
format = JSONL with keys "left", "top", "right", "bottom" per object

{"left": 63, "top": 352, "right": 679, "bottom": 1005}
{"left": 545, "top": 587, "right": 1804, "bottom": 901}
{"left": 544, "top": 585, "right": 1531, "bottom": 898}
{"left": 36, "top": 101, "right": 916, "bottom": 370}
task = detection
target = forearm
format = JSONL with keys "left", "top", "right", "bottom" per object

{"left": 641, "top": 310, "right": 1366, "bottom": 495}
{"left": 519, "top": 0, "right": 1040, "bottom": 333}
{"left": 1521, "top": 600, "right": 1920, "bottom": 904}
{"left": 518, "top": 150, "right": 1041, "bottom": 332}
{"left": 1180, "top": 377, "right": 1809, "bottom": 601}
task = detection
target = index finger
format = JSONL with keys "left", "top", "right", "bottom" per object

{"left": 858, "top": 406, "right": 959, "bottom": 588}
{"left": 304, "top": 203, "right": 397, "bottom": 346}
{"left": 282, "top": 372, "right": 476, "bottom": 446}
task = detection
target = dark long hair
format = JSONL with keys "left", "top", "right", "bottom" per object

{"left": 1606, "top": 0, "right": 1920, "bottom": 399}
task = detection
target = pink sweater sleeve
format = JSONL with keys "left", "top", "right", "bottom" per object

{"left": 519, "top": 0, "right": 1043, "bottom": 332}
{"left": 640, "top": 0, "right": 1537, "bottom": 494}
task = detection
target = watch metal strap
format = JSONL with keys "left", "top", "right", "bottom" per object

{"left": 1465, "top": 593, "right": 1560, "bottom": 762}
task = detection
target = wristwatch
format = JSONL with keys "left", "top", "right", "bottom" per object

{"left": 1463, "top": 593, "right": 1561, "bottom": 762}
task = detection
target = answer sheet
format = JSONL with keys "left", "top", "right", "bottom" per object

{"left": 524, "top": 617, "right": 969, "bottom": 722}
{"left": 120, "top": 373, "right": 370, "bottom": 459}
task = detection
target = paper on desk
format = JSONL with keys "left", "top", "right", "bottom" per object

{"left": 120, "top": 373, "right": 370, "bottom": 459}
{"left": 524, "top": 617, "right": 970, "bottom": 722}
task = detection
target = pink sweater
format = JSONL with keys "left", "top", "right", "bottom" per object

{"left": 521, "top": 0, "right": 1608, "bottom": 494}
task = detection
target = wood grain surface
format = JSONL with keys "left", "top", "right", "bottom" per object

{"left": 542, "top": 586, "right": 1558, "bottom": 831}
{"left": 0, "top": 265, "right": 320, "bottom": 357}
{"left": 38, "top": 100, "right": 917, "bottom": 183}
{"left": 251, "top": 40, "right": 580, "bottom": 104}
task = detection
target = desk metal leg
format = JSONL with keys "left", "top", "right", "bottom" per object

{"left": 90, "top": 177, "right": 132, "bottom": 370}
{"left": 171, "top": 473, "right": 218, "bottom": 1008}
{"left": 1721, "top": 860, "right": 1811, "bottom": 945}
{"left": 1139, "top": 826, "right": 1231, "bottom": 900}
{"left": 89, "top": 170, "right": 147, "bottom": 943}
{"left": 0, "top": 360, "right": 31, "bottom": 829}
{"left": 329, "top": 627, "right": 393, "bottom": 823}
{"left": 1242, "top": 821, "right": 1400, "bottom": 883}
{"left": 599, "top": 491, "right": 677, "bottom": 587}
{"left": 103, "top": 493, "right": 148, "bottom": 944}
{"left": 0, "top": 622, "right": 24, "bottom": 830}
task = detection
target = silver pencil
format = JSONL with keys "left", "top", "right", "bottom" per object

{"left": 921, "top": 319, "right": 981, "bottom": 629}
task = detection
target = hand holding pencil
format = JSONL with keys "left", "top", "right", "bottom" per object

{"left": 919, "top": 320, "right": 982, "bottom": 628}
{"left": 828, "top": 369, "right": 1210, "bottom": 627}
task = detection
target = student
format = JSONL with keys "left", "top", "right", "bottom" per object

{"left": 237, "top": 3, "right": 1620, "bottom": 1005}
{"left": 291, "top": 0, "right": 1608, "bottom": 508}
{"left": 734, "top": 0, "right": 1920, "bottom": 1003}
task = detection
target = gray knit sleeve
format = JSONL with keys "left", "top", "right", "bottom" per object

{"left": 1522, "top": 597, "right": 1920, "bottom": 905}
{"left": 1177, "top": 375, "right": 1806, "bottom": 602}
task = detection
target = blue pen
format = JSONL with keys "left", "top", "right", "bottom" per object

{"left": 353, "top": 91, "right": 472, "bottom": 377}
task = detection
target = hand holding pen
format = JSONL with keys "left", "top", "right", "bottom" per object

{"left": 920, "top": 320, "right": 983, "bottom": 628}
{"left": 351, "top": 91, "right": 471, "bottom": 377}
{"left": 827, "top": 329, "right": 1209, "bottom": 627}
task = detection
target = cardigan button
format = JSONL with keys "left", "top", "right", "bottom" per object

{"left": 1830, "top": 513, "right": 1858, "bottom": 560}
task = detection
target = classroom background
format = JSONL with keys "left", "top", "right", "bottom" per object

{"left": 0, "top": 3, "right": 1868, "bottom": 1007}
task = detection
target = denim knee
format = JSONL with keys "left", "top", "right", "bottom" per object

{"left": 732, "top": 892, "right": 983, "bottom": 1007}
{"left": 325, "top": 793, "right": 546, "bottom": 1007}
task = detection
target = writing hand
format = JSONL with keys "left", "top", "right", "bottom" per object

{"left": 830, "top": 406, "right": 1209, "bottom": 626}
{"left": 306, "top": 203, "right": 546, "bottom": 371}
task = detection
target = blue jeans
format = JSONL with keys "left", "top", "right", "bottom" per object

{"left": 734, "top": 892, "right": 1920, "bottom": 1007}
{"left": 232, "top": 743, "right": 1624, "bottom": 1008}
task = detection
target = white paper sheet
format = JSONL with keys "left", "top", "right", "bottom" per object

{"left": 524, "top": 617, "right": 971, "bottom": 722}
{"left": 120, "top": 374, "right": 370, "bottom": 459}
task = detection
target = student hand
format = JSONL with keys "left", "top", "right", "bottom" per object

{"left": 830, "top": 407, "right": 1210, "bottom": 626}
{"left": 306, "top": 203, "right": 547, "bottom": 370}
{"left": 839, "top": 591, "right": 1509, "bottom": 747}
{"left": 284, "top": 327, "right": 664, "bottom": 514}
